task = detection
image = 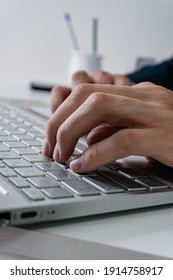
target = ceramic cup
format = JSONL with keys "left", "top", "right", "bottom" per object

{"left": 68, "top": 51, "right": 102, "bottom": 84}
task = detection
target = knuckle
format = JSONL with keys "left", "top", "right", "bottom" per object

{"left": 50, "top": 103, "right": 57, "bottom": 113}
{"left": 87, "top": 92, "right": 109, "bottom": 109}
{"left": 50, "top": 86, "right": 64, "bottom": 108}
{"left": 94, "top": 71, "right": 112, "bottom": 83}
{"left": 134, "top": 81, "right": 157, "bottom": 89}
{"left": 157, "top": 85, "right": 172, "bottom": 97}
{"left": 114, "top": 74, "right": 131, "bottom": 85}
{"left": 51, "top": 86, "right": 59, "bottom": 95}
{"left": 151, "top": 85, "right": 173, "bottom": 106}
{"left": 46, "top": 117, "right": 56, "bottom": 134}
{"left": 138, "top": 81, "right": 155, "bottom": 87}
{"left": 57, "top": 124, "right": 67, "bottom": 143}
{"left": 95, "top": 70, "right": 106, "bottom": 78}
{"left": 71, "top": 70, "right": 87, "bottom": 82}
{"left": 72, "top": 83, "right": 92, "bottom": 98}
{"left": 119, "top": 129, "right": 136, "bottom": 149}
{"left": 87, "top": 143, "right": 101, "bottom": 163}
{"left": 51, "top": 86, "right": 63, "bottom": 97}
{"left": 153, "top": 84, "right": 167, "bottom": 92}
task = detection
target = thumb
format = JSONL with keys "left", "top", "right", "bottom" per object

{"left": 70, "top": 128, "right": 153, "bottom": 172}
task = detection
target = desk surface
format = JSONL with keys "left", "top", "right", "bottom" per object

{"left": 28, "top": 205, "right": 173, "bottom": 259}
{"left": 1, "top": 83, "right": 173, "bottom": 259}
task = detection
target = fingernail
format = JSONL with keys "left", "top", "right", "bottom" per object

{"left": 70, "top": 158, "right": 82, "bottom": 172}
{"left": 53, "top": 144, "right": 59, "bottom": 161}
{"left": 42, "top": 139, "right": 50, "bottom": 156}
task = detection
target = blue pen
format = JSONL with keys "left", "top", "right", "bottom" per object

{"left": 64, "top": 13, "right": 80, "bottom": 50}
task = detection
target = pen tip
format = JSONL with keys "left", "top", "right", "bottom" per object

{"left": 64, "top": 13, "right": 71, "bottom": 21}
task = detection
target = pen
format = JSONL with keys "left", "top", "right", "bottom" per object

{"left": 92, "top": 18, "right": 98, "bottom": 55}
{"left": 64, "top": 13, "right": 80, "bottom": 50}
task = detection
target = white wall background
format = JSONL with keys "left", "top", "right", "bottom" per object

{"left": 0, "top": 0, "right": 172, "bottom": 84}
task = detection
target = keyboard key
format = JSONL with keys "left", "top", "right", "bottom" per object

{"left": 0, "top": 135, "right": 18, "bottom": 142}
{"left": 3, "top": 158, "right": 32, "bottom": 168}
{"left": 62, "top": 180, "right": 100, "bottom": 196}
{"left": 75, "top": 142, "right": 86, "bottom": 152}
{"left": 14, "top": 134, "right": 35, "bottom": 140}
{"left": 135, "top": 177, "right": 169, "bottom": 190}
{"left": 98, "top": 168, "right": 147, "bottom": 192}
{"left": 106, "top": 161, "right": 123, "bottom": 170}
{"left": 1, "top": 125, "right": 16, "bottom": 131}
{"left": 11, "top": 122, "right": 31, "bottom": 128}
{"left": 12, "top": 147, "right": 38, "bottom": 155}
{"left": 0, "top": 110, "right": 8, "bottom": 115}
{"left": 61, "top": 179, "right": 100, "bottom": 196}
{"left": 28, "top": 176, "right": 60, "bottom": 188}
{"left": 9, "top": 176, "right": 31, "bottom": 188}
{"left": 42, "top": 187, "right": 73, "bottom": 199}
{"left": 3, "top": 141, "right": 27, "bottom": 148}
{"left": 0, "top": 167, "right": 17, "bottom": 177}
{"left": 118, "top": 168, "right": 146, "bottom": 178}
{"left": 28, "top": 131, "right": 45, "bottom": 138}
{"left": 23, "top": 154, "right": 50, "bottom": 163}
{"left": 0, "top": 143, "right": 10, "bottom": 152}
{"left": 2, "top": 124, "right": 20, "bottom": 131}
{"left": 83, "top": 175, "right": 125, "bottom": 194}
{"left": 0, "top": 151, "right": 20, "bottom": 159}
{"left": 68, "top": 169, "right": 97, "bottom": 178}
{"left": 0, "top": 130, "right": 9, "bottom": 136}
{"left": 22, "top": 139, "right": 42, "bottom": 146}
{"left": 31, "top": 145, "right": 42, "bottom": 153}
{"left": 6, "top": 129, "right": 26, "bottom": 135}
{"left": 22, "top": 188, "right": 45, "bottom": 201}
{"left": 73, "top": 149, "right": 82, "bottom": 156}
{"left": 15, "top": 167, "right": 45, "bottom": 177}
{"left": 0, "top": 119, "right": 9, "bottom": 125}
{"left": 36, "top": 137, "right": 44, "bottom": 143}
{"left": 9, "top": 118, "right": 23, "bottom": 124}
{"left": 34, "top": 161, "right": 63, "bottom": 172}
{"left": 47, "top": 169, "right": 77, "bottom": 181}
{"left": 21, "top": 127, "right": 39, "bottom": 133}
{"left": 0, "top": 161, "right": 5, "bottom": 167}
{"left": 33, "top": 124, "right": 45, "bottom": 131}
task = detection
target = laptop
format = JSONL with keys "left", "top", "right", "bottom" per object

{"left": 0, "top": 98, "right": 173, "bottom": 226}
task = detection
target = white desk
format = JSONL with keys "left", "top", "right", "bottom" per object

{"left": 1, "top": 83, "right": 173, "bottom": 259}
{"left": 28, "top": 205, "right": 173, "bottom": 259}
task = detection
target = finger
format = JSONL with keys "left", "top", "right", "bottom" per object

{"left": 72, "top": 70, "right": 93, "bottom": 87}
{"left": 90, "top": 71, "right": 114, "bottom": 84}
{"left": 70, "top": 128, "right": 156, "bottom": 173}
{"left": 90, "top": 72, "right": 132, "bottom": 86}
{"left": 50, "top": 86, "right": 71, "bottom": 113}
{"left": 86, "top": 124, "right": 124, "bottom": 146}
{"left": 43, "top": 83, "right": 94, "bottom": 157}
{"left": 113, "top": 75, "right": 132, "bottom": 85}
{"left": 133, "top": 82, "right": 156, "bottom": 88}
{"left": 55, "top": 92, "right": 158, "bottom": 163}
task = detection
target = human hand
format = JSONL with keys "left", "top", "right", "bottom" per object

{"left": 50, "top": 71, "right": 131, "bottom": 113}
{"left": 43, "top": 81, "right": 173, "bottom": 173}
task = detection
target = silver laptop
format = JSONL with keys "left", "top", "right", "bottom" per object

{"left": 0, "top": 98, "right": 173, "bottom": 226}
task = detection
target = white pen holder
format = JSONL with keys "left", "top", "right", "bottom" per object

{"left": 68, "top": 51, "right": 102, "bottom": 85}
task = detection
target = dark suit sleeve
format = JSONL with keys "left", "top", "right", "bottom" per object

{"left": 126, "top": 58, "right": 173, "bottom": 91}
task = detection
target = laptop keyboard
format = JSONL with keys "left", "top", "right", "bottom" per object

{"left": 0, "top": 103, "right": 171, "bottom": 202}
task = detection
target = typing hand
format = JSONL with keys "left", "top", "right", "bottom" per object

{"left": 43, "top": 81, "right": 173, "bottom": 173}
